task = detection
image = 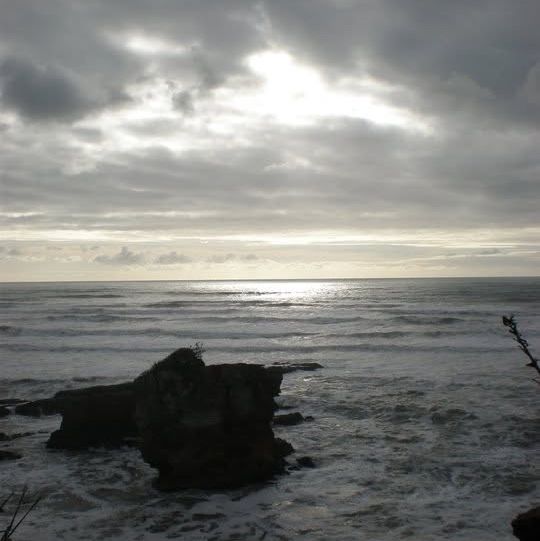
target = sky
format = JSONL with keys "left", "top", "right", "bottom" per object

{"left": 1, "top": 0, "right": 539, "bottom": 281}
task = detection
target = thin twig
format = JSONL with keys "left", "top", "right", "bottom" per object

{"left": 1, "top": 487, "right": 42, "bottom": 541}
{"left": 0, "top": 493, "right": 13, "bottom": 513}
{"left": 502, "top": 315, "right": 540, "bottom": 383}
{"left": 2, "top": 488, "right": 27, "bottom": 541}
{"left": 9, "top": 495, "right": 42, "bottom": 538}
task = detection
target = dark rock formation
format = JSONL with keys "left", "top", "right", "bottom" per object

{"left": 0, "top": 406, "right": 9, "bottom": 417}
{"left": 134, "top": 348, "right": 289, "bottom": 490}
{"left": 274, "top": 412, "right": 305, "bottom": 426}
{"left": 512, "top": 506, "right": 540, "bottom": 541}
{"left": 0, "top": 449, "right": 22, "bottom": 461}
{"left": 20, "top": 347, "right": 296, "bottom": 490}
{"left": 47, "top": 382, "right": 137, "bottom": 450}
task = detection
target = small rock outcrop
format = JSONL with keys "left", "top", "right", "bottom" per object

{"left": 15, "top": 397, "right": 61, "bottom": 417}
{"left": 274, "top": 412, "right": 305, "bottom": 426}
{"left": 46, "top": 382, "right": 137, "bottom": 450}
{"left": 134, "top": 348, "right": 290, "bottom": 490}
{"left": 269, "top": 362, "right": 323, "bottom": 375}
{"left": 512, "top": 506, "right": 540, "bottom": 541}
{"left": 296, "top": 456, "right": 315, "bottom": 468}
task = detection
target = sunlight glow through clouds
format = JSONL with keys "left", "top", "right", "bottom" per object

{"left": 112, "top": 32, "right": 190, "bottom": 56}
{"left": 230, "top": 50, "right": 433, "bottom": 132}
{"left": 76, "top": 47, "right": 432, "bottom": 159}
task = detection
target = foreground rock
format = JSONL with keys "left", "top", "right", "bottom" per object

{"left": 47, "top": 382, "right": 137, "bottom": 450}
{"left": 135, "top": 348, "right": 291, "bottom": 490}
{"left": 21, "top": 347, "right": 296, "bottom": 489}
{"left": 512, "top": 506, "right": 540, "bottom": 541}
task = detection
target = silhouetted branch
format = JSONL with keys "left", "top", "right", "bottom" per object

{"left": 1, "top": 487, "right": 42, "bottom": 541}
{"left": 502, "top": 315, "right": 540, "bottom": 385}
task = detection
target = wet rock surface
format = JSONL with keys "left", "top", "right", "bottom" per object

{"left": 134, "top": 348, "right": 289, "bottom": 490}
{"left": 512, "top": 506, "right": 540, "bottom": 541}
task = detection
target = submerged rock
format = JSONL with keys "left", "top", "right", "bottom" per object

{"left": 0, "top": 406, "right": 10, "bottom": 417}
{"left": 0, "top": 431, "right": 34, "bottom": 442}
{"left": 47, "top": 382, "right": 137, "bottom": 450}
{"left": 512, "top": 506, "right": 540, "bottom": 541}
{"left": 0, "top": 398, "right": 25, "bottom": 406}
{"left": 0, "top": 449, "right": 22, "bottom": 461}
{"left": 296, "top": 456, "right": 316, "bottom": 468}
{"left": 269, "top": 362, "right": 323, "bottom": 375}
{"left": 134, "top": 348, "right": 289, "bottom": 490}
{"left": 274, "top": 412, "right": 305, "bottom": 426}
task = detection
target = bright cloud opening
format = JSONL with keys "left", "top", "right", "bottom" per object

{"left": 227, "top": 50, "right": 432, "bottom": 132}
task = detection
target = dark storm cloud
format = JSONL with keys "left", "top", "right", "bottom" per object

{"left": 0, "top": 57, "right": 100, "bottom": 121}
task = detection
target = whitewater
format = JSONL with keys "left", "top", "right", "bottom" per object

{"left": 1, "top": 277, "right": 539, "bottom": 540}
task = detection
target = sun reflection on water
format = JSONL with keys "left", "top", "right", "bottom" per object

{"left": 207, "top": 280, "right": 342, "bottom": 301}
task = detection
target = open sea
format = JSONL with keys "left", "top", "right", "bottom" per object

{"left": 1, "top": 277, "right": 539, "bottom": 540}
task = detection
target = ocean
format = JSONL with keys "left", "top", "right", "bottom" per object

{"left": 1, "top": 277, "right": 539, "bottom": 540}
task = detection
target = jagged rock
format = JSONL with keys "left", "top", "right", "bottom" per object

{"left": 134, "top": 348, "right": 290, "bottom": 490}
{"left": 512, "top": 506, "right": 540, "bottom": 541}
{"left": 0, "top": 449, "right": 22, "bottom": 461}
{"left": 0, "top": 406, "right": 9, "bottom": 417}
{"left": 275, "top": 438, "right": 295, "bottom": 457}
{"left": 46, "top": 382, "right": 137, "bottom": 450}
{"left": 274, "top": 412, "right": 305, "bottom": 426}
{"left": 269, "top": 362, "right": 323, "bottom": 375}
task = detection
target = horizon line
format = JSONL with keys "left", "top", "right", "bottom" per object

{"left": 1, "top": 275, "right": 539, "bottom": 285}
